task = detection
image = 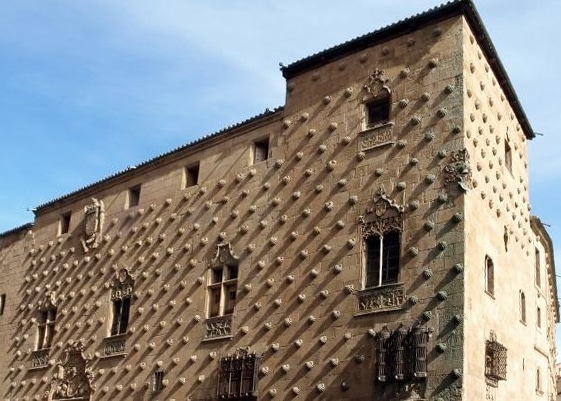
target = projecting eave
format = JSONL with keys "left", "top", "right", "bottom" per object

{"left": 280, "top": 0, "right": 534, "bottom": 140}
{"left": 32, "top": 107, "right": 284, "bottom": 216}
{"left": 531, "top": 216, "right": 559, "bottom": 323}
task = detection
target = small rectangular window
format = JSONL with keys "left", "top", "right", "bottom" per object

{"left": 253, "top": 138, "right": 270, "bottom": 164}
{"left": 536, "top": 368, "right": 542, "bottom": 393}
{"left": 59, "top": 212, "right": 71, "bottom": 235}
{"left": 126, "top": 185, "right": 141, "bottom": 209}
{"left": 520, "top": 291, "right": 526, "bottom": 324}
{"left": 366, "top": 98, "right": 390, "bottom": 127}
{"left": 183, "top": 163, "right": 200, "bottom": 188}
{"left": 152, "top": 370, "right": 164, "bottom": 394}
{"left": 535, "top": 248, "right": 541, "bottom": 288}
{"left": 485, "top": 256, "right": 495, "bottom": 297}
{"left": 505, "top": 139, "right": 512, "bottom": 174}
{"left": 537, "top": 306, "right": 542, "bottom": 328}
{"left": 0, "top": 294, "right": 5, "bottom": 316}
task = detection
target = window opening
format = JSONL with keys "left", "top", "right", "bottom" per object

{"left": 252, "top": 138, "right": 269, "bottom": 164}
{"left": 184, "top": 163, "right": 200, "bottom": 188}
{"left": 365, "top": 231, "right": 400, "bottom": 287}
{"left": 0, "top": 294, "right": 5, "bottom": 316}
{"left": 485, "top": 331, "right": 507, "bottom": 387}
{"left": 59, "top": 212, "right": 71, "bottom": 235}
{"left": 366, "top": 97, "right": 390, "bottom": 127}
{"left": 537, "top": 306, "right": 542, "bottom": 328}
{"left": 520, "top": 291, "right": 526, "bottom": 323}
{"left": 485, "top": 256, "right": 494, "bottom": 296}
{"left": 505, "top": 139, "right": 512, "bottom": 174}
{"left": 536, "top": 368, "right": 542, "bottom": 393}
{"left": 217, "top": 349, "right": 259, "bottom": 400}
{"left": 152, "top": 369, "right": 164, "bottom": 394}
{"left": 535, "top": 248, "right": 541, "bottom": 288}
{"left": 109, "top": 269, "right": 134, "bottom": 337}
{"left": 126, "top": 185, "right": 141, "bottom": 209}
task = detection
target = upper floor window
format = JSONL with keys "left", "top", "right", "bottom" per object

{"left": 520, "top": 291, "right": 526, "bottom": 324}
{"left": 359, "top": 191, "right": 403, "bottom": 290}
{"left": 59, "top": 212, "right": 71, "bottom": 235}
{"left": 217, "top": 349, "right": 259, "bottom": 400}
{"left": 183, "top": 163, "right": 200, "bottom": 188}
{"left": 36, "top": 292, "right": 57, "bottom": 350}
{"left": 505, "top": 138, "right": 512, "bottom": 174}
{"left": 205, "top": 243, "right": 239, "bottom": 341}
{"left": 366, "top": 97, "right": 391, "bottom": 127}
{"left": 126, "top": 185, "right": 141, "bottom": 209}
{"left": 109, "top": 269, "right": 134, "bottom": 337}
{"left": 536, "top": 367, "right": 543, "bottom": 394}
{"left": 252, "top": 138, "right": 270, "bottom": 164}
{"left": 0, "top": 294, "right": 5, "bottom": 316}
{"left": 365, "top": 231, "right": 400, "bottom": 287}
{"left": 535, "top": 248, "right": 541, "bottom": 289}
{"left": 485, "top": 256, "right": 495, "bottom": 297}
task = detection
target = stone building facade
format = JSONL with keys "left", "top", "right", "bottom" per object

{"left": 0, "top": 1, "right": 558, "bottom": 400}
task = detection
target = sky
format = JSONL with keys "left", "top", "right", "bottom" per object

{"left": 0, "top": 0, "right": 560, "bottom": 356}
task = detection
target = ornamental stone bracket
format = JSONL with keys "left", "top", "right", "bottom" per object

{"left": 443, "top": 148, "right": 472, "bottom": 192}
{"left": 204, "top": 315, "right": 234, "bottom": 341}
{"left": 100, "top": 334, "right": 127, "bottom": 358}
{"left": 81, "top": 198, "right": 105, "bottom": 253}
{"left": 355, "top": 283, "right": 407, "bottom": 315}
{"left": 47, "top": 340, "right": 94, "bottom": 401}
{"left": 358, "top": 123, "right": 395, "bottom": 152}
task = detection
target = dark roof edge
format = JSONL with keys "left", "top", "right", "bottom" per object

{"left": 34, "top": 107, "right": 284, "bottom": 213}
{"left": 281, "top": 0, "right": 534, "bottom": 140}
{"left": 531, "top": 216, "right": 559, "bottom": 323}
{"left": 0, "top": 222, "right": 33, "bottom": 239}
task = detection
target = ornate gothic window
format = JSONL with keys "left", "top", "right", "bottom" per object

{"left": 485, "top": 331, "right": 507, "bottom": 387}
{"left": 205, "top": 243, "right": 239, "bottom": 340}
{"left": 359, "top": 190, "right": 403, "bottom": 289}
{"left": 109, "top": 269, "right": 133, "bottom": 337}
{"left": 217, "top": 348, "right": 259, "bottom": 400}
{"left": 356, "top": 191, "right": 406, "bottom": 314}
{"left": 375, "top": 324, "right": 430, "bottom": 382}
{"left": 485, "top": 256, "right": 494, "bottom": 297}
{"left": 36, "top": 292, "right": 57, "bottom": 350}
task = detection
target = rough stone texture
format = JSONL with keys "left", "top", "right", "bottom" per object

{"left": 0, "top": 4, "right": 557, "bottom": 401}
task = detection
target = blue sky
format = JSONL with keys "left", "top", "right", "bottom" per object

{"left": 1, "top": 0, "right": 560, "bottom": 355}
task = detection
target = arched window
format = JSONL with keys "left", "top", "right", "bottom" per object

{"left": 485, "top": 256, "right": 494, "bottom": 296}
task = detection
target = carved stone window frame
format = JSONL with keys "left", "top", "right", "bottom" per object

{"left": 204, "top": 243, "right": 239, "bottom": 341}
{"left": 355, "top": 191, "right": 406, "bottom": 315}
{"left": 107, "top": 269, "right": 134, "bottom": 344}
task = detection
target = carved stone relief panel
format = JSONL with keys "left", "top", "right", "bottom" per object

{"left": 47, "top": 341, "right": 94, "bottom": 401}
{"left": 81, "top": 198, "right": 104, "bottom": 253}
{"left": 110, "top": 269, "right": 134, "bottom": 302}
{"left": 357, "top": 283, "right": 407, "bottom": 314}
{"left": 364, "top": 68, "right": 391, "bottom": 98}
{"left": 205, "top": 315, "right": 233, "bottom": 340}
{"left": 358, "top": 123, "right": 395, "bottom": 151}
{"left": 443, "top": 149, "right": 472, "bottom": 192}
{"left": 359, "top": 190, "right": 404, "bottom": 237}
